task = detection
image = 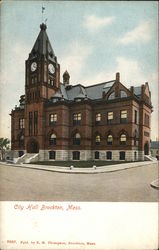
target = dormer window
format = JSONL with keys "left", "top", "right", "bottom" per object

{"left": 108, "top": 92, "right": 115, "bottom": 100}
{"left": 120, "top": 90, "right": 127, "bottom": 98}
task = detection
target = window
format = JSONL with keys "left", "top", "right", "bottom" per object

{"left": 107, "top": 151, "right": 112, "bottom": 160}
{"left": 144, "top": 131, "right": 149, "bottom": 137}
{"left": 134, "top": 130, "right": 137, "bottom": 146}
{"left": 134, "top": 110, "right": 137, "bottom": 124}
{"left": 34, "top": 111, "right": 38, "bottom": 135}
{"left": 29, "top": 112, "right": 32, "bottom": 136}
{"left": 19, "top": 118, "right": 25, "bottom": 129}
{"left": 31, "top": 76, "right": 37, "bottom": 84}
{"left": 95, "top": 135, "right": 101, "bottom": 145}
{"left": 107, "top": 134, "right": 113, "bottom": 145}
{"left": 134, "top": 151, "right": 137, "bottom": 161}
{"left": 51, "top": 79, "right": 55, "bottom": 86}
{"left": 144, "top": 114, "right": 149, "bottom": 127}
{"left": 73, "top": 113, "right": 81, "bottom": 125}
{"left": 49, "top": 151, "right": 56, "bottom": 160}
{"left": 107, "top": 112, "right": 113, "bottom": 124}
{"left": 31, "top": 77, "right": 34, "bottom": 84}
{"left": 95, "top": 151, "right": 99, "bottom": 160}
{"left": 108, "top": 92, "right": 115, "bottom": 100}
{"left": 120, "top": 134, "right": 126, "bottom": 145}
{"left": 73, "top": 133, "right": 81, "bottom": 145}
{"left": 19, "top": 151, "right": 24, "bottom": 157}
{"left": 50, "top": 133, "right": 56, "bottom": 145}
{"left": 120, "top": 90, "right": 127, "bottom": 98}
{"left": 49, "top": 114, "right": 57, "bottom": 125}
{"left": 73, "top": 151, "right": 80, "bottom": 160}
{"left": 120, "top": 110, "right": 127, "bottom": 124}
{"left": 19, "top": 135, "right": 24, "bottom": 148}
{"left": 120, "top": 151, "right": 125, "bottom": 160}
{"left": 96, "top": 113, "right": 101, "bottom": 124}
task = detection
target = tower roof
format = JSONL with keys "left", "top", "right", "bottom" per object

{"left": 29, "top": 23, "right": 56, "bottom": 62}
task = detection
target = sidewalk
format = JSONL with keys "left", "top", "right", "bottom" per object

{"left": 0, "top": 160, "right": 158, "bottom": 174}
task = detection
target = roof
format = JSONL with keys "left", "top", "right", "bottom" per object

{"left": 58, "top": 80, "right": 115, "bottom": 101}
{"left": 29, "top": 23, "right": 56, "bottom": 62}
{"left": 151, "top": 141, "right": 159, "bottom": 149}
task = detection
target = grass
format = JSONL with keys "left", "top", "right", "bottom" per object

{"left": 30, "top": 160, "right": 133, "bottom": 168}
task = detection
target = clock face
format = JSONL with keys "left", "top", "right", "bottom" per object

{"left": 31, "top": 62, "right": 37, "bottom": 72}
{"left": 48, "top": 63, "right": 55, "bottom": 74}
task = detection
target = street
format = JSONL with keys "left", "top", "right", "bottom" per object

{"left": 0, "top": 163, "right": 158, "bottom": 201}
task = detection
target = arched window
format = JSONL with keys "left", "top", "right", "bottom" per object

{"left": 50, "top": 133, "right": 56, "bottom": 145}
{"left": 95, "top": 135, "right": 101, "bottom": 145}
{"left": 120, "top": 134, "right": 126, "bottom": 145}
{"left": 120, "top": 90, "right": 127, "bottom": 98}
{"left": 19, "top": 135, "right": 24, "bottom": 148}
{"left": 108, "top": 92, "right": 115, "bottom": 100}
{"left": 107, "top": 134, "right": 113, "bottom": 145}
{"left": 73, "top": 133, "right": 81, "bottom": 145}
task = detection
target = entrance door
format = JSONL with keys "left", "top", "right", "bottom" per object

{"left": 144, "top": 142, "right": 149, "bottom": 155}
{"left": 27, "top": 139, "right": 39, "bottom": 153}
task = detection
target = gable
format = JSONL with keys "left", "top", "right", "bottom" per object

{"left": 145, "top": 83, "right": 150, "bottom": 97}
{"left": 104, "top": 81, "right": 131, "bottom": 100}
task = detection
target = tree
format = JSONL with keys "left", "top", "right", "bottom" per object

{"left": 0, "top": 138, "right": 10, "bottom": 161}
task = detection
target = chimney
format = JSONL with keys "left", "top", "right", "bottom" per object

{"left": 130, "top": 86, "right": 134, "bottom": 95}
{"left": 63, "top": 70, "right": 70, "bottom": 86}
{"left": 116, "top": 72, "right": 120, "bottom": 82}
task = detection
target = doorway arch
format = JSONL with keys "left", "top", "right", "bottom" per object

{"left": 27, "top": 139, "right": 39, "bottom": 153}
{"left": 144, "top": 142, "right": 149, "bottom": 155}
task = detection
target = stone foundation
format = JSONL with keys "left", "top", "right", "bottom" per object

{"left": 36, "top": 149, "right": 143, "bottom": 161}
{"left": 11, "top": 149, "right": 144, "bottom": 162}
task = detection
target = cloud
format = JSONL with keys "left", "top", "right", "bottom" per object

{"left": 59, "top": 41, "right": 93, "bottom": 83}
{"left": 120, "top": 21, "right": 153, "bottom": 44}
{"left": 0, "top": 42, "right": 30, "bottom": 138}
{"left": 81, "top": 56, "right": 153, "bottom": 86}
{"left": 80, "top": 56, "right": 158, "bottom": 140}
{"left": 84, "top": 15, "right": 114, "bottom": 32}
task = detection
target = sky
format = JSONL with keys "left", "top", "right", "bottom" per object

{"left": 0, "top": 1, "right": 158, "bottom": 140}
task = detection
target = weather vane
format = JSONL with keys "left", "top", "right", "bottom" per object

{"left": 42, "top": 5, "right": 45, "bottom": 23}
{"left": 41, "top": 5, "right": 48, "bottom": 25}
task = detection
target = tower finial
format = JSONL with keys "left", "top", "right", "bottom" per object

{"left": 41, "top": 5, "right": 45, "bottom": 23}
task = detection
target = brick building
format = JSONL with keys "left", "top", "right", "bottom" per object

{"left": 10, "top": 23, "right": 152, "bottom": 162}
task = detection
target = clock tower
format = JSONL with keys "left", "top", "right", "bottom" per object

{"left": 24, "top": 23, "right": 60, "bottom": 153}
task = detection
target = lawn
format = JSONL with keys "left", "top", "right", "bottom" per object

{"left": 31, "top": 161, "right": 132, "bottom": 168}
